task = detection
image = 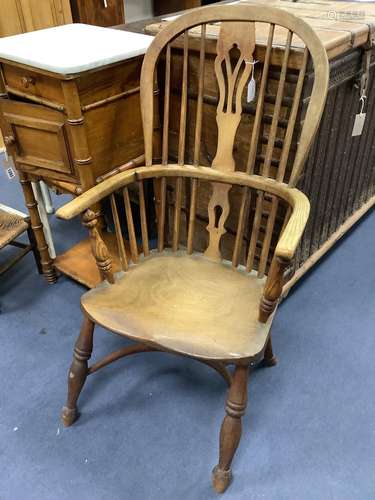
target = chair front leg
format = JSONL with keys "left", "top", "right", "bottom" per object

{"left": 61, "top": 316, "right": 95, "bottom": 427}
{"left": 212, "top": 363, "right": 249, "bottom": 493}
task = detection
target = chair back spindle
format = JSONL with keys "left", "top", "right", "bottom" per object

{"left": 138, "top": 5, "right": 328, "bottom": 274}
{"left": 123, "top": 187, "right": 139, "bottom": 263}
{"left": 110, "top": 193, "right": 129, "bottom": 271}
{"left": 70, "top": 5, "right": 328, "bottom": 282}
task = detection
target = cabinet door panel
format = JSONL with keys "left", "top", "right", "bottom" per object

{"left": 0, "top": 99, "right": 74, "bottom": 176}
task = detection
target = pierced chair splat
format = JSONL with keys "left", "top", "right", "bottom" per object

{"left": 56, "top": 4, "right": 328, "bottom": 494}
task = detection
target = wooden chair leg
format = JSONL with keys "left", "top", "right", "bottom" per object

{"left": 212, "top": 363, "right": 249, "bottom": 493}
{"left": 61, "top": 316, "right": 95, "bottom": 427}
{"left": 263, "top": 335, "right": 277, "bottom": 367}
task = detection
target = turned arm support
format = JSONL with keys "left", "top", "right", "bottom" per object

{"left": 82, "top": 209, "right": 115, "bottom": 284}
{"left": 55, "top": 170, "right": 138, "bottom": 284}
{"left": 259, "top": 190, "right": 310, "bottom": 323}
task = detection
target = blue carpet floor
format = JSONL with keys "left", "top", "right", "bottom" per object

{"left": 0, "top": 153, "right": 374, "bottom": 500}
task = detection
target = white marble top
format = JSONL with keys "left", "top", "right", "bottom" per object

{"left": 0, "top": 24, "right": 154, "bottom": 75}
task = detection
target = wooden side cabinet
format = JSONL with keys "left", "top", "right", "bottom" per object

{"left": 0, "top": 59, "right": 145, "bottom": 285}
{"left": 0, "top": 26, "right": 154, "bottom": 286}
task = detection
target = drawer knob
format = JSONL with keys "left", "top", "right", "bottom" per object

{"left": 21, "top": 76, "right": 35, "bottom": 88}
{"left": 4, "top": 135, "right": 15, "bottom": 146}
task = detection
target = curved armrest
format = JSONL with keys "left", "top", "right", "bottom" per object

{"left": 275, "top": 188, "right": 310, "bottom": 261}
{"left": 258, "top": 188, "right": 309, "bottom": 323}
{"left": 56, "top": 169, "right": 138, "bottom": 220}
{"left": 56, "top": 163, "right": 310, "bottom": 259}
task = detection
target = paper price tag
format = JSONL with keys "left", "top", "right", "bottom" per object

{"left": 2, "top": 154, "right": 16, "bottom": 181}
{"left": 247, "top": 76, "right": 256, "bottom": 103}
{"left": 352, "top": 112, "right": 366, "bottom": 137}
{"left": 6, "top": 166, "right": 16, "bottom": 180}
{"left": 246, "top": 60, "right": 258, "bottom": 103}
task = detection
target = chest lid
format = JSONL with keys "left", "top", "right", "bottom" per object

{"left": 146, "top": 0, "right": 375, "bottom": 60}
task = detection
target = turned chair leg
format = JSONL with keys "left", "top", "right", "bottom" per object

{"left": 212, "top": 363, "right": 249, "bottom": 493}
{"left": 263, "top": 334, "right": 277, "bottom": 367}
{"left": 61, "top": 316, "right": 95, "bottom": 427}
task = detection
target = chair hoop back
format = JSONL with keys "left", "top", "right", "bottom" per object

{"left": 140, "top": 4, "right": 329, "bottom": 187}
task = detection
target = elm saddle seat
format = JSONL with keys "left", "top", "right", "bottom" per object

{"left": 56, "top": 4, "right": 329, "bottom": 495}
{"left": 82, "top": 251, "right": 270, "bottom": 361}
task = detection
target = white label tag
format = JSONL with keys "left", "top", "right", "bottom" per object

{"left": 247, "top": 76, "right": 256, "bottom": 103}
{"left": 6, "top": 166, "right": 16, "bottom": 180}
{"left": 3, "top": 155, "right": 16, "bottom": 180}
{"left": 352, "top": 112, "right": 366, "bottom": 136}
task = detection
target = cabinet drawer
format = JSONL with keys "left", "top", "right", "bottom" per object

{"left": 0, "top": 99, "right": 74, "bottom": 177}
{"left": 1, "top": 63, "right": 64, "bottom": 108}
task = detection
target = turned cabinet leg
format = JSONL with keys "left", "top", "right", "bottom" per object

{"left": 19, "top": 174, "right": 57, "bottom": 284}
{"left": 263, "top": 334, "right": 277, "bottom": 367}
{"left": 61, "top": 316, "right": 95, "bottom": 427}
{"left": 212, "top": 364, "right": 249, "bottom": 493}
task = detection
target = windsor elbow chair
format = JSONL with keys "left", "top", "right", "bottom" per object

{"left": 56, "top": 4, "right": 329, "bottom": 493}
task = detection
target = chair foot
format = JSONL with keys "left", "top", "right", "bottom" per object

{"left": 212, "top": 465, "right": 232, "bottom": 493}
{"left": 263, "top": 355, "right": 278, "bottom": 367}
{"left": 263, "top": 335, "right": 277, "bottom": 367}
{"left": 212, "top": 364, "right": 249, "bottom": 493}
{"left": 61, "top": 406, "right": 79, "bottom": 427}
